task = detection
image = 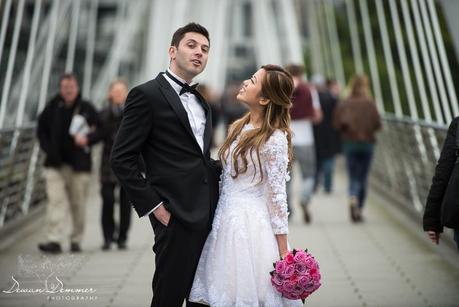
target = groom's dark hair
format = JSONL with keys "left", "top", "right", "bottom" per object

{"left": 171, "top": 22, "right": 210, "bottom": 48}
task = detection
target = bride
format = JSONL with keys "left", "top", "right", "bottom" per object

{"left": 189, "top": 64, "right": 303, "bottom": 306}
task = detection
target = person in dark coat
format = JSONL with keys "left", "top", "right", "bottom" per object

{"left": 93, "top": 80, "right": 132, "bottom": 250}
{"left": 110, "top": 23, "right": 221, "bottom": 307}
{"left": 423, "top": 117, "right": 459, "bottom": 249}
{"left": 333, "top": 74, "right": 381, "bottom": 222}
{"left": 37, "top": 73, "right": 101, "bottom": 253}
{"left": 313, "top": 79, "right": 341, "bottom": 193}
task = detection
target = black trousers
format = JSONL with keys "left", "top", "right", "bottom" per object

{"left": 101, "top": 182, "right": 131, "bottom": 243}
{"left": 149, "top": 214, "right": 209, "bottom": 307}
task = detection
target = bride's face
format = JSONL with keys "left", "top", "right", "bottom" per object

{"left": 237, "top": 69, "right": 266, "bottom": 107}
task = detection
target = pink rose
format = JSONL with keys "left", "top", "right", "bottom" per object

{"left": 270, "top": 247, "right": 321, "bottom": 300}
{"left": 285, "top": 253, "right": 295, "bottom": 265}
{"left": 292, "top": 285, "right": 304, "bottom": 297}
{"left": 303, "top": 281, "right": 319, "bottom": 293}
{"left": 307, "top": 283, "right": 321, "bottom": 294}
{"left": 294, "top": 250, "right": 308, "bottom": 263}
{"left": 276, "top": 284, "right": 285, "bottom": 292}
{"left": 298, "top": 276, "right": 311, "bottom": 288}
{"left": 313, "top": 274, "right": 321, "bottom": 283}
{"left": 281, "top": 280, "right": 295, "bottom": 293}
{"left": 282, "top": 264, "right": 295, "bottom": 278}
{"left": 271, "top": 273, "right": 284, "bottom": 286}
{"left": 305, "top": 258, "right": 319, "bottom": 271}
{"left": 294, "top": 262, "right": 307, "bottom": 275}
{"left": 275, "top": 261, "right": 287, "bottom": 274}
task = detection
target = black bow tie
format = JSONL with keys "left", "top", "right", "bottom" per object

{"left": 165, "top": 71, "right": 199, "bottom": 96}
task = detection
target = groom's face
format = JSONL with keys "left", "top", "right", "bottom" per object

{"left": 169, "top": 32, "right": 209, "bottom": 80}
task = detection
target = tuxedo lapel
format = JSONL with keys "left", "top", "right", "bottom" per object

{"left": 156, "top": 73, "right": 207, "bottom": 154}
{"left": 203, "top": 111, "right": 212, "bottom": 154}
{"left": 195, "top": 92, "right": 212, "bottom": 154}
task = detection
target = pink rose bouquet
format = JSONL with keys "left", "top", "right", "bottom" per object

{"left": 270, "top": 249, "right": 321, "bottom": 302}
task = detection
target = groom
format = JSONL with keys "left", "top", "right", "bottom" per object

{"left": 111, "top": 23, "right": 220, "bottom": 307}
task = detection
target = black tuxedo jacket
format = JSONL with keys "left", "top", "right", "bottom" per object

{"left": 110, "top": 73, "right": 220, "bottom": 230}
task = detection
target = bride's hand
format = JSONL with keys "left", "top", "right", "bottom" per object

{"left": 279, "top": 249, "right": 289, "bottom": 259}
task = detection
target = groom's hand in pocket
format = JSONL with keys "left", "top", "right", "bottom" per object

{"left": 152, "top": 204, "right": 171, "bottom": 226}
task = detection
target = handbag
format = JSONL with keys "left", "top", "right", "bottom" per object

{"left": 440, "top": 121, "right": 459, "bottom": 228}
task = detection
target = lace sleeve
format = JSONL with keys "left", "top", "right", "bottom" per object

{"left": 262, "top": 130, "right": 290, "bottom": 235}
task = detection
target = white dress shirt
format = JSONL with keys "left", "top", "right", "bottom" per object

{"left": 143, "top": 69, "right": 207, "bottom": 217}
{"left": 164, "top": 69, "right": 206, "bottom": 152}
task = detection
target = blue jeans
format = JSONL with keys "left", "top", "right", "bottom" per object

{"left": 344, "top": 145, "right": 374, "bottom": 209}
{"left": 315, "top": 157, "right": 335, "bottom": 193}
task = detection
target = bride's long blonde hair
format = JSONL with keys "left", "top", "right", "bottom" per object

{"left": 218, "top": 64, "right": 294, "bottom": 183}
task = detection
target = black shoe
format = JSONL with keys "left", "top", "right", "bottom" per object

{"left": 38, "top": 242, "right": 62, "bottom": 254}
{"left": 350, "top": 207, "right": 358, "bottom": 222}
{"left": 117, "top": 240, "right": 127, "bottom": 250}
{"left": 102, "top": 241, "right": 111, "bottom": 251}
{"left": 303, "top": 210, "right": 311, "bottom": 224}
{"left": 349, "top": 197, "right": 359, "bottom": 223}
{"left": 70, "top": 242, "right": 82, "bottom": 253}
{"left": 301, "top": 203, "right": 311, "bottom": 224}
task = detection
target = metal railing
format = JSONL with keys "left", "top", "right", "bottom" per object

{"left": 371, "top": 115, "right": 448, "bottom": 217}
{"left": 309, "top": 0, "right": 457, "bottom": 227}
{"left": 0, "top": 126, "right": 46, "bottom": 228}
{"left": 0, "top": 0, "right": 150, "bottom": 231}
{"left": 0, "top": 0, "right": 456, "bottom": 236}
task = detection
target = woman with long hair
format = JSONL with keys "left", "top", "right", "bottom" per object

{"left": 189, "top": 65, "right": 302, "bottom": 306}
{"left": 333, "top": 74, "right": 381, "bottom": 222}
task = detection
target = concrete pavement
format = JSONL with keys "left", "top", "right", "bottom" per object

{"left": 0, "top": 163, "right": 458, "bottom": 307}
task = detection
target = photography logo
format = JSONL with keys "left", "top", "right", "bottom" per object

{"left": 2, "top": 254, "right": 97, "bottom": 301}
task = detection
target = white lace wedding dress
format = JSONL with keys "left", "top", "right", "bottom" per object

{"left": 189, "top": 124, "right": 303, "bottom": 307}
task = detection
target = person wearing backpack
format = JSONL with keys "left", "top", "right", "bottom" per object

{"left": 423, "top": 117, "right": 459, "bottom": 249}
